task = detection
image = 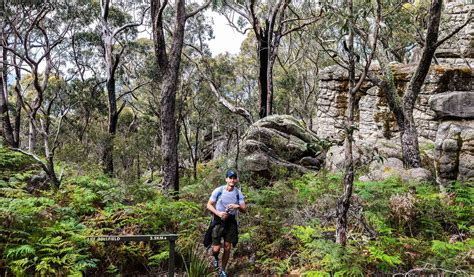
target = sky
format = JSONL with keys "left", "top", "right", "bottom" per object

{"left": 205, "top": 11, "right": 246, "bottom": 56}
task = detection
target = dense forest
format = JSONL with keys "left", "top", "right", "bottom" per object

{"left": 0, "top": 0, "right": 473, "bottom": 276}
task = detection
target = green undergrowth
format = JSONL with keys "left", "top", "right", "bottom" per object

{"left": 0, "top": 147, "right": 204, "bottom": 276}
{"left": 0, "top": 147, "right": 39, "bottom": 180}
{"left": 0, "top": 147, "right": 472, "bottom": 275}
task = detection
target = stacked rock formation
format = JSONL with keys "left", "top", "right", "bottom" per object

{"left": 315, "top": 64, "right": 473, "bottom": 185}
{"left": 315, "top": 65, "right": 472, "bottom": 142}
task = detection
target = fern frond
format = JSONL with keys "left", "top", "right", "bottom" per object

{"left": 6, "top": 245, "right": 36, "bottom": 258}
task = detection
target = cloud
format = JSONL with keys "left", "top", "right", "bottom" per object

{"left": 205, "top": 11, "right": 245, "bottom": 56}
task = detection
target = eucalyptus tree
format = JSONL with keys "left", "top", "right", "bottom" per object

{"left": 65, "top": 4, "right": 103, "bottom": 149}
{"left": 179, "top": 79, "right": 212, "bottom": 179}
{"left": 98, "top": 0, "right": 149, "bottom": 176}
{"left": 218, "top": 0, "right": 322, "bottom": 118}
{"left": 0, "top": 20, "right": 17, "bottom": 147}
{"left": 1, "top": 3, "right": 68, "bottom": 152}
{"left": 1, "top": 1, "right": 87, "bottom": 186}
{"left": 318, "top": 0, "right": 382, "bottom": 245}
{"left": 338, "top": 0, "right": 380, "bottom": 245}
{"left": 176, "top": 12, "right": 216, "bottom": 179}
{"left": 151, "top": 0, "right": 211, "bottom": 194}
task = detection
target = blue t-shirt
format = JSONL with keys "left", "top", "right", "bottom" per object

{"left": 209, "top": 186, "right": 245, "bottom": 216}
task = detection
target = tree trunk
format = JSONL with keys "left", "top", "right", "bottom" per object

{"left": 336, "top": 25, "right": 356, "bottom": 245}
{"left": 152, "top": 0, "right": 189, "bottom": 195}
{"left": 257, "top": 31, "right": 269, "bottom": 119}
{"left": 401, "top": 0, "right": 442, "bottom": 168}
{"left": 29, "top": 62, "right": 50, "bottom": 153}
{"left": 0, "top": 44, "right": 16, "bottom": 147}
{"left": 373, "top": 0, "right": 442, "bottom": 168}
{"left": 152, "top": 0, "right": 210, "bottom": 194}
{"left": 235, "top": 127, "right": 240, "bottom": 172}
{"left": 13, "top": 65, "right": 22, "bottom": 147}
{"left": 46, "top": 155, "right": 60, "bottom": 187}
{"left": 180, "top": 117, "right": 195, "bottom": 179}
{"left": 400, "top": 119, "right": 421, "bottom": 168}
{"left": 335, "top": 0, "right": 381, "bottom": 245}
{"left": 266, "top": 51, "right": 276, "bottom": 117}
{"left": 42, "top": 118, "right": 60, "bottom": 187}
{"left": 102, "top": 135, "right": 114, "bottom": 175}
{"left": 100, "top": 1, "right": 119, "bottom": 176}
{"left": 160, "top": 68, "right": 180, "bottom": 194}
{"left": 266, "top": 22, "right": 282, "bottom": 117}
{"left": 102, "top": 73, "right": 118, "bottom": 176}
{"left": 78, "top": 108, "right": 90, "bottom": 142}
{"left": 193, "top": 127, "right": 199, "bottom": 180}
{"left": 28, "top": 118, "right": 37, "bottom": 152}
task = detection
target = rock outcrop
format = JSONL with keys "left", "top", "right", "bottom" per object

{"left": 325, "top": 143, "right": 374, "bottom": 172}
{"left": 315, "top": 64, "right": 472, "bottom": 143}
{"left": 202, "top": 133, "right": 228, "bottom": 161}
{"left": 238, "top": 115, "right": 327, "bottom": 181}
{"left": 315, "top": 63, "right": 473, "bottom": 185}
{"left": 359, "top": 157, "right": 432, "bottom": 183}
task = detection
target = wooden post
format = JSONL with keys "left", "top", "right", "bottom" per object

{"left": 168, "top": 238, "right": 176, "bottom": 277}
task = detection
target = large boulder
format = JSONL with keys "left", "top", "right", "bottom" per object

{"left": 325, "top": 143, "right": 375, "bottom": 172}
{"left": 202, "top": 133, "right": 228, "bottom": 161}
{"left": 435, "top": 121, "right": 474, "bottom": 185}
{"left": 239, "top": 115, "right": 327, "bottom": 181}
{"left": 359, "top": 157, "right": 432, "bottom": 183}
{"left": 429, "top": 91, "right": 474, "bottom": 119}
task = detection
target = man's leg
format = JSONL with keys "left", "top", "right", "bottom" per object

{"left": 212, "top": 244, "right": 221, "bottom": 270}
{"left": 211, "top": 224, "right": 224, "bottom": 271}
{"left": 221, "top": 219, "right": 237, "bottom": 274}
{"left": 221, "top": 241, "right": 232, "bottom": 271}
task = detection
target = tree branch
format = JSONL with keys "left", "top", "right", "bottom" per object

{"left": 249, "top": 0, "right": 262, "bottom": 37}
{"left": 435, "top": 12, "right": 472, "bottom": 48}
{"left": 113, "top": 7, "right": 150, "bottom": 39}
{"left": 12, "top": 148, "right": 50, "bottom": 176}
{"left": 352, "top": 0, "right": 381, "bottom": 94}
{"left": 281, "top": 16, "right": 322, "bottom": 37}
{"left": 117, "top": 81, "right": 151, "bottom": 101}
{"left": 186, "top": 0, "right": 212, "bottom": 20}
{"left": 222, "top": 0, "right": 252, "bottom": 23}
{"left": 207, "top": 79, "right": 254, "bottom": 124}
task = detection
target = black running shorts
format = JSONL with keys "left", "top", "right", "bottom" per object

{"left": 211, "top": 218, "right": 238, "bottom": 245}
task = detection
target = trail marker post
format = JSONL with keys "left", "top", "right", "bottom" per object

{"left": 87, "top": 234, "right": 178, "bottom": 276}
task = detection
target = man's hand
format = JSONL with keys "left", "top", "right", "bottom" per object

{"left": 226, "top": 204, "right": 240, "bottom": 209}
{"left": 218, "top": 211, "right": 229, "bottom": 220}
{"left": 227, "top": 202, "right": 246, "bottom": 213}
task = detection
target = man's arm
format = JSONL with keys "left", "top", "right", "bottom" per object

{"left": 238, "top": 201, "right": 247, "bottom": 213}
{"left": 227, "top": 201, "right": 246, "bottom": 213}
